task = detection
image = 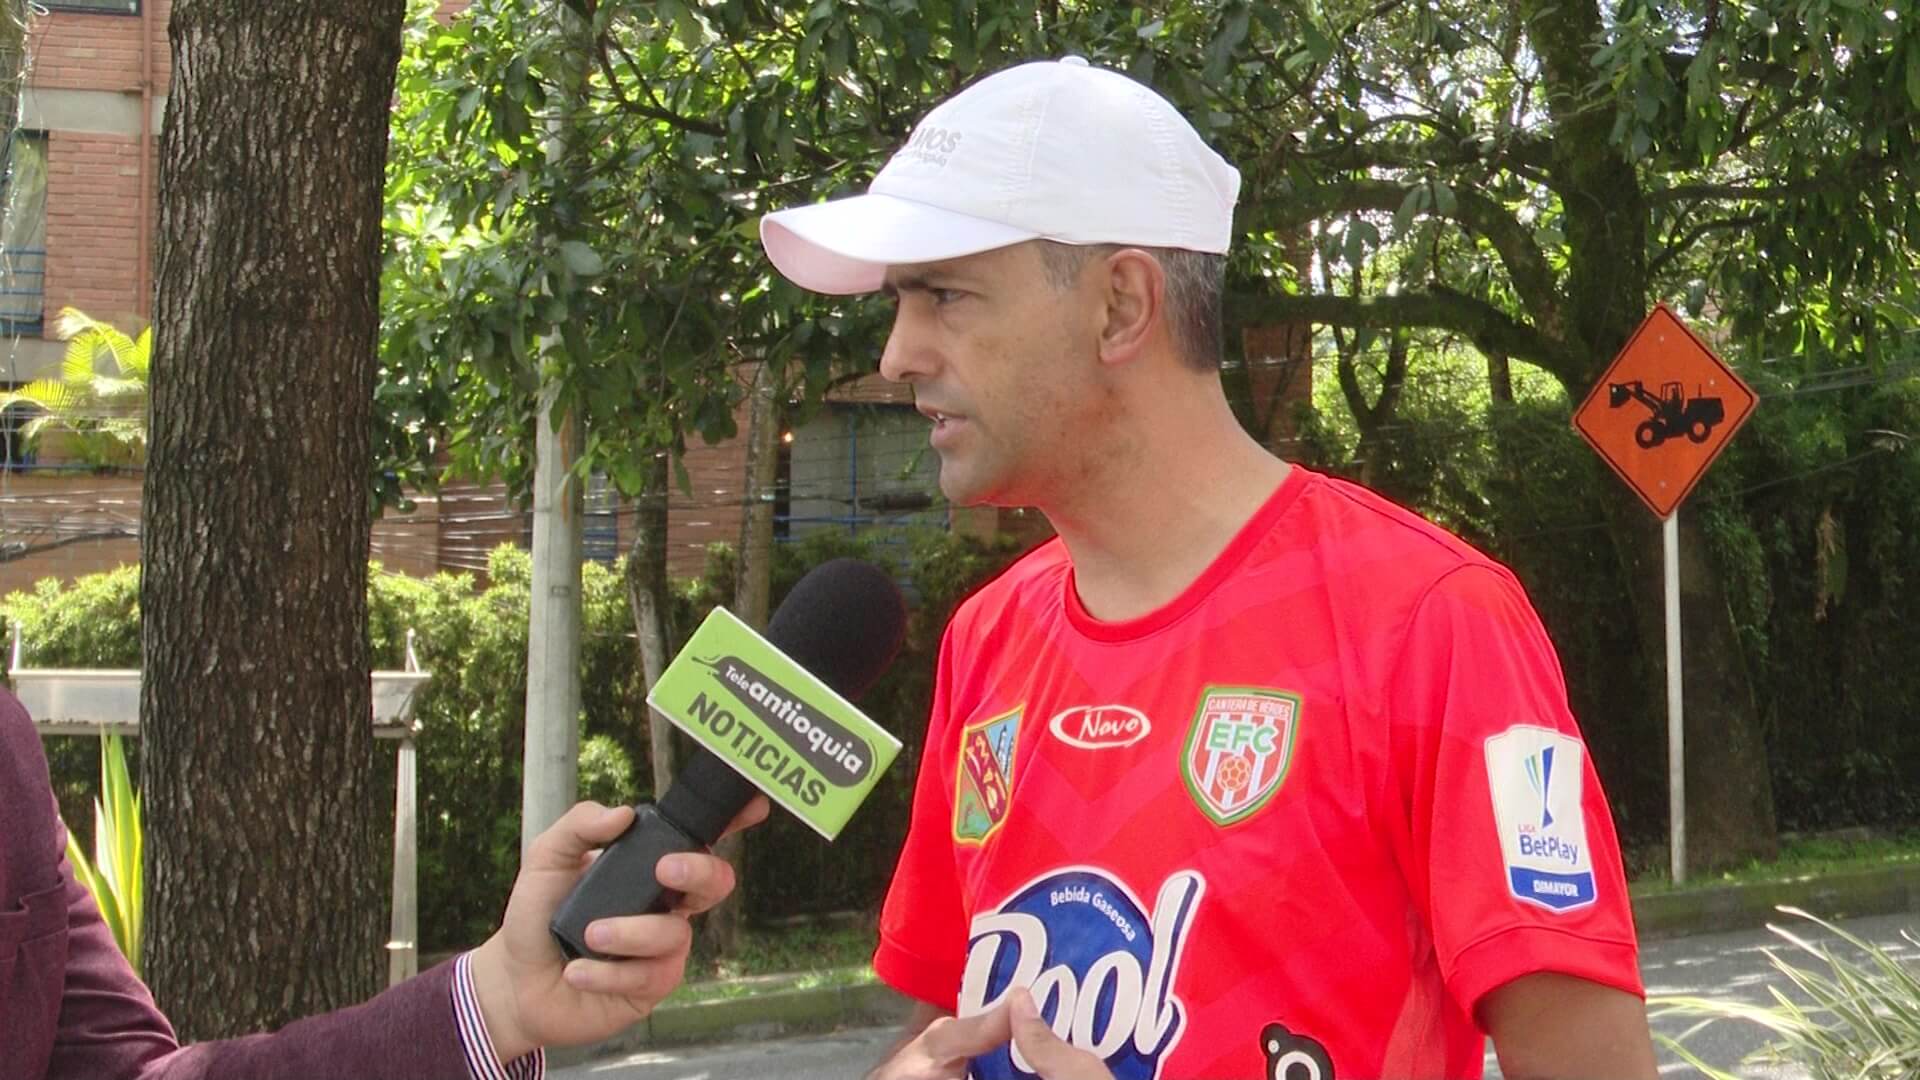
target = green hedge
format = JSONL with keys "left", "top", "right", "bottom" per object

{"left": 9, "top": 530, "right": 1026, "bottom": 952}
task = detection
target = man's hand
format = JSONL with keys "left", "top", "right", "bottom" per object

{"left": 467, "top": 797, "right": 770, "bottom": 1063}
{"left": 869, "top": 990, "right": 1114, "bottom": 1080}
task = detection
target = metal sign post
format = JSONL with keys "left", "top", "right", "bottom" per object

{"left": 1573, "top": 305, "right": 1756, "bottom": 885}
{"left": 1663, "top": 513, "right": 1685, "bottom": 882}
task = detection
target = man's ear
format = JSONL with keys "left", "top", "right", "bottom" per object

{"left": 1096, "top": 248, "right": 1164, "bottom": 367}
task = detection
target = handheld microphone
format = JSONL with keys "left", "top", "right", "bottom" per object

{"left": 550, "top": 557, "right": 907, "bottom": 961}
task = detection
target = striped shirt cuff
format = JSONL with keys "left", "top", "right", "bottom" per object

{"left": 452, "top": 950, "right": 546, "bottom": 1080}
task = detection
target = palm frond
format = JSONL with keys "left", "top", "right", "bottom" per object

{"left": 1654, "top": 908, "right": 1920, "bottom": 1078}
{"left": 3, "top": 378, "right": 89, "bottom": 417}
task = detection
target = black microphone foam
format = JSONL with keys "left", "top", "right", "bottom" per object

{"left": 766, "top": 556, "right": 910, "bottom": 701}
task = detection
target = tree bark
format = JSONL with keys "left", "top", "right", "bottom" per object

{"left": 1334, "top": 327, "right": 1409, "bottom": 491}
{"left": 0, "top": 0, "right": 26, "bottom": 150}
{"left": 1519, "top": 0, "right": 1776, "bottom": 869}
{"left": 1487, "top": 351, "right": 1514, "bottom": 405}
{"left": 141, "top": 0, "right": 403, "bottom": 1040}
{"left": 624, "top": 450, "right": 675, "bottom": 795}
{"left": 707, "top": 359, "right": 782, "bottom": 958}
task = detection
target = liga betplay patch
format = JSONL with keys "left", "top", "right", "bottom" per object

{"left": 1483, "top": 725, "right": 1597, "bottom": 911}
{"left": 647, "top": 606, "right": 902, "bottom": 840}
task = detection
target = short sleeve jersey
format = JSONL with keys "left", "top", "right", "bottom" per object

{"left": 874, "top": 466, "right": 1642, "bottom": 1080}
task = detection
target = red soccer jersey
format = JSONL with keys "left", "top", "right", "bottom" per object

{"left": 875, "top": 466, "right": 1642, "bottom": 1079}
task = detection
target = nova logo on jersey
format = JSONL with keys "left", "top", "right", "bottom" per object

{"left": 1484, "top": 726, "right": 1596, "bottom": 911}
{"left": 1181, "top": 687, "right": 1301, "bottom": 826}
{"left": 1049, "top": 705, "right": 1151, "bottom": 750}
{"left": 959, "top": 868, "right": 1205, "bottom": 1080}
{"left": 955, "top": 707, "right": 1021, "bottom": 844}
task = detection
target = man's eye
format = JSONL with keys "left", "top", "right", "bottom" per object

{"left": 931, "top": 288, "right": 962, "bottom": 305}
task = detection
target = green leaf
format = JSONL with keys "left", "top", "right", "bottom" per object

{"left": 1204, "top": 6, "right": 1252, "bottom": 80}
{"left": 1394, "top": 185, "right": 1427, "bottom": 236}
{"left": 558, "top": 241, "right": 604, "bottom": 277}
{"left": 1907, "top": 44, "right": 1920, "bottom": 110}
{"left": 1431, "top": 182, "right": 1456, "bottom": 217}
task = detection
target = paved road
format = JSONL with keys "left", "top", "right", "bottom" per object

{"left": 553, "top": 911, "right": 1920, "bottom": 1080}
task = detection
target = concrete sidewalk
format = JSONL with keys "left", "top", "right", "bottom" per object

{"left": 548, "top": 862, "right": 1920, "bottom": 1069}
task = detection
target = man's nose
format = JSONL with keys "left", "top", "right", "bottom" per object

{"left": 878, "top": 306, "right": 935, "bottom": 384}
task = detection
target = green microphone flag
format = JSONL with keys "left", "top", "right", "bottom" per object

{"left": 647, "top": 607, "right": 903, "bottom": 839}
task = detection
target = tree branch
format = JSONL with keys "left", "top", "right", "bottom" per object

{"left": 1228, "top": 287, "right": 1582, "bottom": 386}
{"left": 595, "top": 35, "right": 838, "bottom": 168}
{"left": 1649, "top": 213, "right": 1765, "bottom": 277}
{"left": 1249, "top": 177, "right": 1565, "bottom": 341}
{"left": 1293, "top": 129, "right": 1554, "bottom": 179}
{"left": 1650, "top": 154, "right": 1895, "bottom": 204}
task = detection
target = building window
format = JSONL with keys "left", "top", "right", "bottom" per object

{"left": 583, "top": 471, "right": 620, "bottom": 565}
{"left": 43, "top": 1, "right": 140, "bottom": 14}
{"left": 0, "top": 132, "right": 46, "bottom": 337}
{"left": 783, "top": 403, "right": 942, "bottom": 548}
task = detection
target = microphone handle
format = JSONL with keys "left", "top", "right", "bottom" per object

{"left": 548, "top": 751, "right": 757, "bottom": 961}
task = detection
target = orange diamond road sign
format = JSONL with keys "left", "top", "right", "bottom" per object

{"left": 1573, "top": 305, "right": 1757, "bottom": 518}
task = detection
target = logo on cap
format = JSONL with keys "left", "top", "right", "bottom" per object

{"left": 900, "top": 124, "right": 963, "bottom": 167}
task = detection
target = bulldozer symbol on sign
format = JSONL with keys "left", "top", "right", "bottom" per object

{"left": 1607, "top": 380, "right": 1725, "bottom": 449}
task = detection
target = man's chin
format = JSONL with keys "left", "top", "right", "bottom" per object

{"left": 938, "top": 475, "right": 1005, "bottom": 510}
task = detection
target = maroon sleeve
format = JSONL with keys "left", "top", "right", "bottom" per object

{"left": 0, "top": 689, "right": 472, "bottom": 1080}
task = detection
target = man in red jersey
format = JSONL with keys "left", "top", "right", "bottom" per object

{"left": 759, "top": 58, "right": 1657, "bottom": 1080}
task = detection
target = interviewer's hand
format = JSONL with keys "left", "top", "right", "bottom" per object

{"left": 468, "top": 797, "right": 770, "bottom": 1063}
{"left": 870, "top": 990, "right": 1114, "bottom": 1080}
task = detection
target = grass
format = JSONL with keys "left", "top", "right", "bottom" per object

{"left": 676, "top": 917, "right": 879, "bottom": 1002}
{"left": 1628, "top": 828, "right": 1920, "bottom": 896}
{"left": 671, "top": 964, "right": 877, "bottom": 1005}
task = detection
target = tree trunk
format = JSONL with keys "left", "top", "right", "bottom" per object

{"left": 1487, "top": 351, "right": 1514, "bottom": 405}
{"left": 706, "top": 359, "right": 782, "bottom": 958}
{"left": 1602, "top": 487, "right": 1778, "bottom": 872}
{"left": 141, "top": 0, "right": 403, "bottom": 1040}
{"left": 1520, "top": 0, "right": 1777, "bottom": 868}
{"left": 624, "top": 450, "right": 675, "bottom": 795}
{"left": 1335, "top": 327, "right": 1408, "bottom": 491}
{"left": 0, "top": 0, "right": 27, "bottom": 149}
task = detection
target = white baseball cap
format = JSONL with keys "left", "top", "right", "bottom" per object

{"left": 760, "top": 57, "right": 1241, "bottom": 295}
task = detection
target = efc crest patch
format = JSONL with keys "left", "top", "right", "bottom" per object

{"left": 1484, "top": 726, "right": 1597, "bottom": 911}
{"left": 955, "top": 707, "right": 1021, "bottom": 843}
{"left": 1181, "top": 687, "right": 1300, "bottom": 826}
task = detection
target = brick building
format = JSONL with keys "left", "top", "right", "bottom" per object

{"left": 0, "top": 0, "right": 981, "bottom": 601}
{"left": 0, "top": 1, "right": 1307, "bottom": 601}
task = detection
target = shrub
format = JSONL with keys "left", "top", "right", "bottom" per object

{"left": 8, "top": 528, "right": 1031, "bottom": 951}
{"left": 64, "top": 733, "right": 144, "bottom": 975}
